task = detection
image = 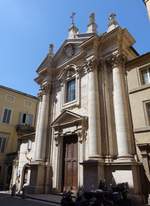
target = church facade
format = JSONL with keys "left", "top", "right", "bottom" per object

{"left": 11, "top": 13, "right": 149, "bottom": 201}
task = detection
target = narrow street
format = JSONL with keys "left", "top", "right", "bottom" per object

{"left": 0, "top": 193, "right": 58, "bottom": 206}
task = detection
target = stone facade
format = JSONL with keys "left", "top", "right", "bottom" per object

{"left": 11, "top": 14, "right": 149, "bottom": 203}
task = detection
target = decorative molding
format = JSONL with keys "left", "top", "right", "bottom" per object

{"left": 38, "top": 81, "right": 51, "bottom": 98}
{"left": 134, "top": 126, "right": 150, "bottom": 133}
{"left": 129, "top": 83, "right": 150, "bottom": 94}
{"left": 54, "top": 125, "right": 87, "bottom": 146}
{"left": 64, "top": 43, "right": 75, "bottom": 58}
{"left": 85, "top": 57, "right": 98, "bottom": 73}
{"left": 54, "top": 129, "right": 63, "bottom": 146}
{"left": 77, "top": 118, "right": 88, "bottom": 143}
{"left": 25, "top": 151, "right": 32, "bottom": 163}
{"left": 106, "top": 53, "right": 127, "bottom": 68}
{"left": 58, "top": 64, "right": 80, "bottom": 81}
{"left": 52, "top": 110, "right": 88, "bottom": 145}
{"left": 58, "top": 64, "right": 81, "bottom": 109}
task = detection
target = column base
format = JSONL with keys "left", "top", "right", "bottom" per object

{"left": 104, "top": 155, "right": 115, "bottom": 163}
{"left": 26, "top": 161, "right": 51, "bottom": 194}
{"left": 114, "top": 154, "right": 135, "bottom": 163}
{"left": 88, "top": 155, "right": 104, "bottom": 161}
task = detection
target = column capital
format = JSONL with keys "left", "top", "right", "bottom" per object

{"left": 106, "top": 53, "right": 127, "bottom": 68}
{"left": 84, "top": 57, "right": 98, "bottom": 73}
{"left": 38, "top": 82, "right": 51, "bottom": 98}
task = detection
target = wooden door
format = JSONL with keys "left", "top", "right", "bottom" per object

{"left": 62, "top": 135, "right": 78, "bottom": 191}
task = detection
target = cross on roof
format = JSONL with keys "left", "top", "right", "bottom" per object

{"left": 70, "top": 12, "right": 76, "bottom": 25}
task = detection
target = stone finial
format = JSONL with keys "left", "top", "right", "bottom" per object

{"left": 87, "top": 13, "right": 97, "bottom": 33}
{"left": 68, "top": 12, "right": 79, "bottom": 39}
{"left": 49, "top": 44, "right": 54, "bottom": 56}
{"left": 107, "top": 13, "right": 119, "bottom": 32}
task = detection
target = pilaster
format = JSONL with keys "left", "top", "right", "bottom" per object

{"left": 34, "top": 82, "right": 50, "bottom": 161}
{"left": 86, "top": 57, "right": 102, "bottom": 159}
{"left": 107, "top": 53, "right": 134, "bottom": 160}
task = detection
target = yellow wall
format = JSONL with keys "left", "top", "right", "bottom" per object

{"left": 127, "top": 63, "right": 150, "bottom": 144}
{"left": 0, "top": 86, "right": 38, "bottom": 187}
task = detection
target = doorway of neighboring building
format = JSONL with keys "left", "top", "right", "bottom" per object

{"left": 62, "top": 134, "right": 78, "bottom": 192}
{"left": 6, "top": 165, "right": 12, "bottom": 189}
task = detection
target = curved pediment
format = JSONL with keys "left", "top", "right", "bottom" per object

{"left": 58, "top": 64, "right": 78, "bottom": 81}
{"left": 51, "top": 110, "right": 87, "bottom": 129}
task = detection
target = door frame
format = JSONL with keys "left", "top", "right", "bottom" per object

{"left": 61, "top": 134, "right": 78, "bottom": 192}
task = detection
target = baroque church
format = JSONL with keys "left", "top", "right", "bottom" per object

{"left": 11, "top": 13, "right": 150, "bottom": 201}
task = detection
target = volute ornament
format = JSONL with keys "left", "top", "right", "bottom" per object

{"left": 54, "top": 129, "right": 63, "bottom": 146}
{"left": 83, "top": 57, "right": 98, "bottom": 73}
{"left": 106, "top": 53, "right": 127, "bottom": 68}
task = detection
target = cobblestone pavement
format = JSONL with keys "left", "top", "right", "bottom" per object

{"left": 0, "top": 193, "right": 58, "bottom": 206}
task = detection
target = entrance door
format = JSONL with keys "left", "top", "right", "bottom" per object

{"left": 62, "top": 135, "right": 78, "bottom": 191}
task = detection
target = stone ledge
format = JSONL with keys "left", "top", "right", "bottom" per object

{"left": 134, "top": 127, "right": 150, "bottom": 133}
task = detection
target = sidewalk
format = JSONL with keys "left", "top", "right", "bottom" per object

{"left": 0, "top": 191, "right": 62, "bottom": 205}
{"left": 26, "top": 193, "right": 62, "bottom": 205}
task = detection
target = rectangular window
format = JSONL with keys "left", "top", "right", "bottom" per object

{"left": 0, "top": 136, "right": 6, "bottom": 153}
{"left": 19, "top": 113, "right": 33, "bottom": 126}
{"left": 2, "top": 108, "right": 12, "bottom": 123}
{"left": 141, "top": 67, "right": 150, "bottom": 85}
{"left": 146, "top": 102, "right": 150, "bottom": 125}
{"left": 66, "top": 79, "right": 76, "bottom": 103}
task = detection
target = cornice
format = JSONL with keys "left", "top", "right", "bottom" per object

{"left": 126, "top": 52, "right": 150, "bottom": 70}
{"left": 129, "top": 83, "right": 150, "bottom": 94}
{"left": 0, "top": 85, "right": 38, "bottom": 100}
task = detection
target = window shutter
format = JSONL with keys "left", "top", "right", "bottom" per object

{"left": 2, "top": 109, "right": 11, "bottom": 123}
{"left": 6, "top": 109, "right": 11, "bottom": 123}
{"left": 0, "top": 137, "right": 6, "bottom": 153}
{"left": 28, "top": 114, "right": 33, "bottom": 126}
{"left": 19, "top": 112, "right": 23, "bottom": 124}
{"left": 3, "top": 109, "right": 7, "bottom": 122}
{"left": 1, "top": 138, "right": 6, "bottom": 152}
{"left": 26, "top": 114, "right": 29, "bottom": 125}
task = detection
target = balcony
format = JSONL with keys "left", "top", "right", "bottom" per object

{"left": 16, "top": 124, "right": 35, "bottom": 135}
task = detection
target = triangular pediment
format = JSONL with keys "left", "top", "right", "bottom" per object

{"left": 36, "top": 34, "right": 95, "bottom": 73}
{"left": 53, "top": 34, "right": 94, "bottom": 67}
{"left": 51, "top": 110, "right": 86, "bottom": 128}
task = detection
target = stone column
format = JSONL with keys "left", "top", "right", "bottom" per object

{"left": 87, "top": 58, "right": 101, "bottom": 158}
{"left": 110, "top": 54, "right": 133, "bottom": 159}
{"left": 34, "top": 83, "right": 50, "bottom": 161}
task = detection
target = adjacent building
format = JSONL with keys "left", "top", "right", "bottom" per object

{"left": 11, "top": 13, "right": 150, "bottom": 204}
{"left": 0, "top": 85, "right": 38, "bottom": 189}
{"left": 127, "top": 53, "right": 150, "bottom": 189}
{"left": 144, "top": 0, "right": 150, "bottom": 19}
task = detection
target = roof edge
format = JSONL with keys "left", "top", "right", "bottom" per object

{"left": 0, "top": 85, "right": 38, "bottom": 100}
